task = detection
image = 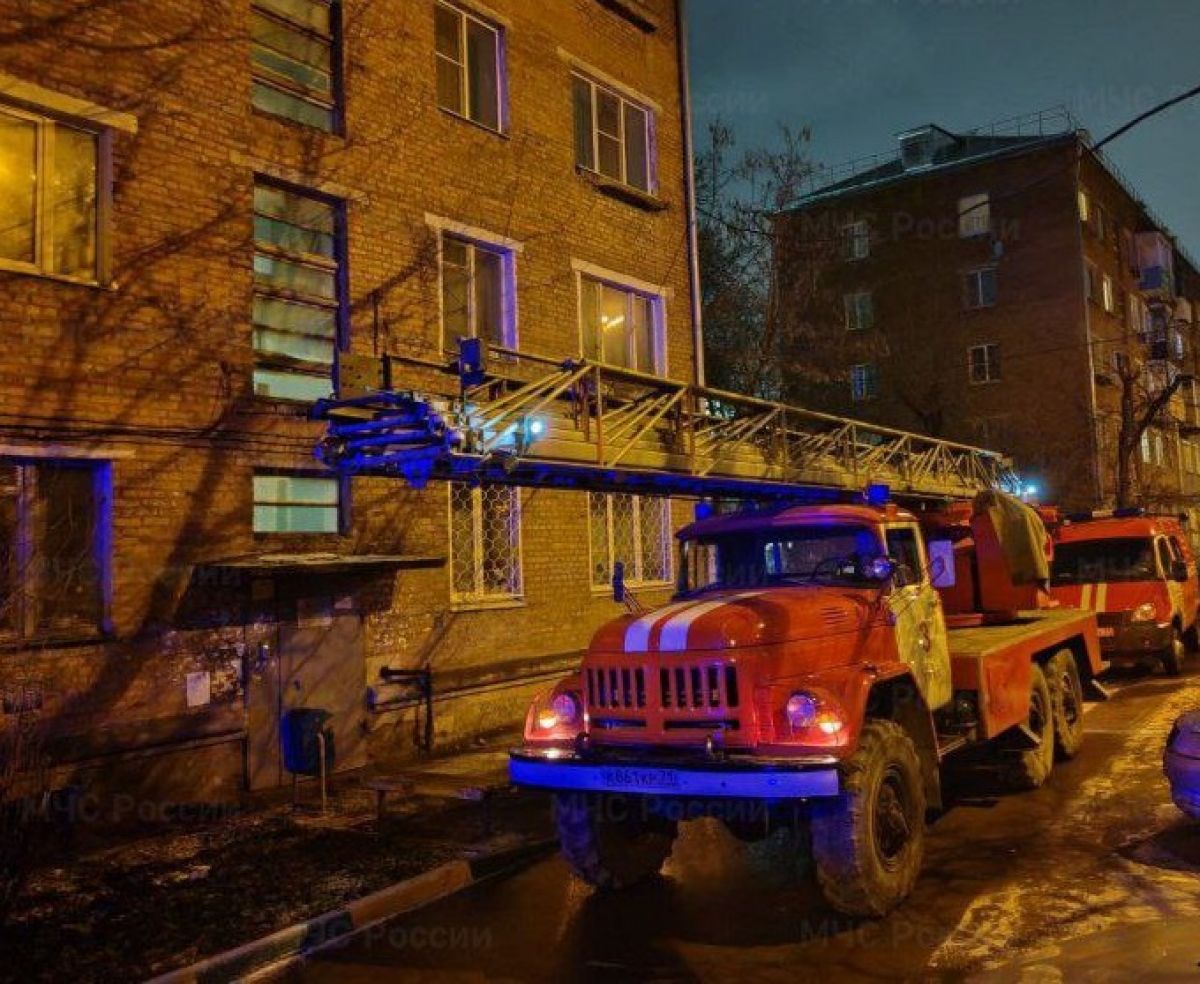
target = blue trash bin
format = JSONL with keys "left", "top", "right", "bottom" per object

{"left": 281, "top": 708, "right": 334, "bottom": 810}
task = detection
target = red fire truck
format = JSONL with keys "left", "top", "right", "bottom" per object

{"left": 510, "top": 491, "right": 1103, "bottom": 916}
{"left": 1048, "top": 510, "right": 1198, "bottom": 676}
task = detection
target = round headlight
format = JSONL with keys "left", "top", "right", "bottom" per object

{"left": 551, "top": 692, "right": 580, "bottom": 727}
{"left": 785, "top": 692, "right": 819, "bottom": 729}
{"left": 1132, "top": 602, "right": 1157, "bottom": 623}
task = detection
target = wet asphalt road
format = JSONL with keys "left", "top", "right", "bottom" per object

{"left": 290, "top": 666, "right": 1200, "bottom": 982}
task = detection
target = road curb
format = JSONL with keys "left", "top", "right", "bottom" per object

{"left": 147, "top": 840, "right": 555, "bottom": 984}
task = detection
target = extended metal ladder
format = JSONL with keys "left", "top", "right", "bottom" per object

{"left": 313, "top": 347, "right": 1018, "bottom": 501}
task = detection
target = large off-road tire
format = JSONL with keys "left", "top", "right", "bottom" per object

{"left": 1183, "top": 620, "right": 1199, "bottom": 653}
{"left": 1004, "top": 663, "right": 1056, "bottom": 790}
{"left": 810, "top": 720, "right": 926, "bottom": 918}
{"left": 1046, "top": 649, "right": 1085, "bottom": 761}
{"left": 1162, "top": 627, "right": 1186, "bottom": 677}
{"left": 553, "top": 793, "right": 677, "bottom": 890}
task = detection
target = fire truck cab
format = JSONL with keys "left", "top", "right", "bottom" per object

{"left": 511, "top": 492, "right": 1103, "bottom": 916}
{"left": 1049, "top": 510, "right": 1199, "bottom": 676}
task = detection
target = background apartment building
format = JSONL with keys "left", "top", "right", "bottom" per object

{"left": 773, "top": 110, "right": 1200, "bottom": 517}
{"left": 0, "top": 0, "right": 698, "bottom": 803}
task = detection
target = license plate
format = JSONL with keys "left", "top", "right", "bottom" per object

{"left": 1098, "top": 627, "right": 1115, "bottom": 638}
{"left": 599, "top": 767, "right": 681, "bottom": 791}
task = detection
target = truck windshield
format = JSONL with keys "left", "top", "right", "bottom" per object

{"left": 679, "top": 523, "right": 885, "bottom": 593}
{"left": 1051, "top": 537, "right": 1157, "bottom": 583}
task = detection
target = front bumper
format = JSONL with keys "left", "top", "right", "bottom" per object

{"left": 509, "top": 747, "right": 841, "bottom": 800}
{"left": 1164, "top": 750, "right": 1200, "bottom": 819}
{"left": 1099, "top": 621, "right": 1172, "bottom": 658}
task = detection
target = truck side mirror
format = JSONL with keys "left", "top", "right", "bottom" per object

{"left": 612, "top": 561, "right": 626, "bottom": 602}
{"left": 1171, "top": 559, "right": 1190, "bottom": 583}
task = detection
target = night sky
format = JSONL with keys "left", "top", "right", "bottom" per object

{"left": 687, "top": 0, "right": 1200, "bottom": 255}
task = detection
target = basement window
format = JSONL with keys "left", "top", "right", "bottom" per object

{"left": 0, "top": 104, "right": 104, "bottom": 282}
{"left": 450, "top": 484, "right": 523, "bottom": 602}
{"left": 253, "top": 472, "right": 341, "bottom": 533}
{"left": 588, "top": 493, "right": 672, "bottom": 589}
{"left": 251, "top": 0, "right": 341, "bottom": 132}
{"left": 0, "top": 459, "right": 111, "bottom": 642}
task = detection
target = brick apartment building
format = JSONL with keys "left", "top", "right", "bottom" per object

{"left": 0, "top": 0, "right": 700, "bottom": 804}
{"left": 773, "top": 110, "right": 1200, "bottom": 517}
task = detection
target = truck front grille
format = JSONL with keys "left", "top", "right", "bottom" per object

{"left": 585, "top": 666, "right": 647, "bottom": 710}
{"left": 585, "top": 661, "right": 741, "bottom": 728}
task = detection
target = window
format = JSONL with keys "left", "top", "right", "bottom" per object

{"left": 1077, "top": 188, "right": 1090, "bottom": 223}
{"left": 844, "top": 290, "right": 874, "bottom": 332}
{"left": 579, "top": 273, "right": 661, "bottom": 373}
{"left": 435, "top": 1, "right": 503, "bottom": 131}
{"left": 885, "top": 527, "right": 924, "bottom": 587}
{"left": 0, "top": 105, "right": 102, "bottom": 281}
{"left": 1092, "top": 203, "right": 1106, "bottom": 241}
{"left": 850, "top": 363, "right": 878, "bottom": 402}
{"left": 963, "top": 267, "right": 997, "bottom": 309}
{"left": 1, "top": 459, "right": 110, "bottom": 640}
{"left": 588, "top": 493, "right": 671, "bottom": 589}
{"left": 969, "top": 343, "right": 1001, "bottom": 384}
{"left": 958, "top": 193, "right": 990, "bottom": 238}
{"left": 441, "top": 234, "right": 513, "bottom": 349}
{"left": 1121, "top": 228, "right": 1138, "bottom": 276}
{"left": 251, "top": 0, "right": 340, "bottom": 131}
{"left": 1155, "top": 432, "right": 1165, "bottom": 466}
{"left": 842, "top": 220, "right": 870, "bottom": 261}
{"left": 1084, "top": 263, "right": 1100, "bottom": 304}
{"left": 1112, "top": 350, "right": 1129, "bottom": 377}
{"left": 1102, "top": 274, "right": 1114, "bottom": 313}
{"left": 253, "top": 472, "right": 340, "bottom": 532}
{"left": 450, "top": 484, "right": 522, "bottom": 601}
{"left": 572, "top": 73, "right": 653, "bottom": 193}
{"left": 252, "top": 181, "right": 343, "bottom": 401}
{"left": 1141, "top": 430, "right": 1151, "bottom": 463}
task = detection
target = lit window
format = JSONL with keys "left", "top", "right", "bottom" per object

{"left": 251, "top": 0, "right": 340, "bottom": 131}
{"left": 450, "top": 484, "right": 522, "bottom": 601}
{"left": 572, "top": 73, "right": 653, "bottom": 192}
{"left": 253, "top": 472, "right": 340, "bottom": 532}
{"left": 0, "top": 459, "right": 110, "bottom": 640}
{"left": 252, "top": 181, "right": 342, "bottom": 401}
{"left": 963, "top": 267, "right": 997, "bottom": 309}
{"left": 580, "top": 273, "right": 662, "bottom": 373}
{"left": 1077, "top": 188, "right": 1090, "bottom": 223}
{"left": 0, "top": 105, "right": 102, "bottom": 281}
{"left": 968, "top": 343, "right": 1001, "bottom": 384}
{"left": 588, "top": 493, "right": 671, "bottom": 589}
{"left": 844, "top": 290, "right": 874, "bottom": 331}
{"left": 958, "top": 193, "right": 990, "bottom": 238}
{"left": 850, "top": 363, "right": 878, "bottom": 401}
{"left": 440, "top": 234, "right": 514, "bottom": 350}
{"left": 435, "top": 2, "right": 504, "bottom": 131}
{"left": 1102, "top": 274, "right": 1114, "bottom": 313}
{"left": 1141, "top": 431, "right": 1151, "bottom": 462}
{"left": 842, "top": 221, "right": 870, "bottom": 261}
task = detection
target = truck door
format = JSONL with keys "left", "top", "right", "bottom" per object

{"left": 1158, "top": 536, "right": 1184, "bottom": 626}
{"left": 886, "top": 526, "right": 952, "bottom": 712}
{"left": 1167, "top": 535, "right": 1198, "bottom": 629}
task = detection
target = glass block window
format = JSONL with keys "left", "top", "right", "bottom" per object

{"left": 580, "top": 274, "right": 661, "bottom": 373}
{"left": 571, "top": 73, "right": 653, "bottom": 192}
{"left": 251, "top": 0, "right": 340, "bottom": 131}
{"left": 1, "top": 459, "right": 110, "bottom": 640}
{"left": 252, "top": 181, "right": 342, "bottom": 401}
{"left": 588, "top": 493, "right": 671, "bottom": 589}
{"left": 253, "top": 472, "right": 340, "bottom": 533}
{"left": 450, "top": 484, "right": 523, "bottom": 601}
{"left": 0, "top": 105, "right": 101, "bottom": 280}
{"left": 435, "top": 1, "right": 503, "bottom": 131}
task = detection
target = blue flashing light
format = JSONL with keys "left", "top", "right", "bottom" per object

{"left": 865, "top": 483, "right": 891, "bottom": 507}
{"left": 526, "top": 416, "right": 546, "bottom": 439}
{"left": 694, "top": 500, "right": 714, "bottom": 521}
{"left": 1021, "top": 482, "right": 1040, "bottom": 500}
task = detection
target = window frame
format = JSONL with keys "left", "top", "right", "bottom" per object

{"left": 448, "top": 483, "right": 524, "bottom": 604}
{"left": 576, "top": 266, "right": 667, "bottom": 375}
{"left": 850, "top": 363, "right": 878, "bottom": 402}
{"left": 842, "top": 220, "right": 870, "bottom": 261}
{"left": 435, "top": 1, "right": 507, "bottom": 133}
{"left": 250, "top": 0, "right": 343, "bottom": 133}
{"left": 1101, "top": 273, "right": 1115, "bottom": 313}
{"left": 963, "top": 266, "right": 997, "bottom": 310}
{"left": 0, "top": 101, "right": 110, "bottom": 285}
{"left": 252, "top": 469, "right": 345, "bottom": 535}
{"left": 957, "top": 192, "right": 991, "bottom": 238}
{"left": 437, "top": 230, "right": 517, "bottom": 353}
{"left": 843, "top": 290, "right": 873, "bottom": 332}
{"left": 587, "top": 492, "right": 673, "bottom": 591}
{"left": 968, "top": 343, "right": 1001, "bottom": 385}
{"left": 0, "top": 457, "right": 113, "bottom": 643}
{"left": 571, "top": 71, "right": 655, "bottom": 194}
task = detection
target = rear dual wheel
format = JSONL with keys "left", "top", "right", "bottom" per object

{"left": 1046, "top": 649, "right": 1085, "bottom": 761}
{"left": 1004, "top": 663, "right": 1056, "bottom": 790}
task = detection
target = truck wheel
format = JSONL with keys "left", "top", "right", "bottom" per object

{"left": 1004, "top": 663, "right": 1055, "bottom": 790}
{"left": 810, "top": 720, "right": 925, "bottom": 918}
{"left": 1184, "top": 621, "right": 1199, "bottom": 653}
{"left": 553, "top": 793, "right": 677, "bottom": 890}
{"left": 1046, "top": 649, "right": 1085, "bottom": 760}
{"left": 1162, "top": 628, "right": 1185, "bottom": 677}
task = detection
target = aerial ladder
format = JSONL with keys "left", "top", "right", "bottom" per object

{"left": 313, "top": 342, "right": 1019, "bottom": 503}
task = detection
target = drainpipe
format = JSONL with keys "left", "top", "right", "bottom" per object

{"left": 676, "top": 0, "right": 705, "bottom": 388}
{"left": 1075, "top": 141, "right": 1104, "bottom": 507}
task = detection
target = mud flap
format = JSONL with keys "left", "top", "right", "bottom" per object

{"left": 1083, "top": 677, "right": 1112, "bottom": 702}
{"left": 997, "top": 722, "right": 1043, "bottom": 752}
